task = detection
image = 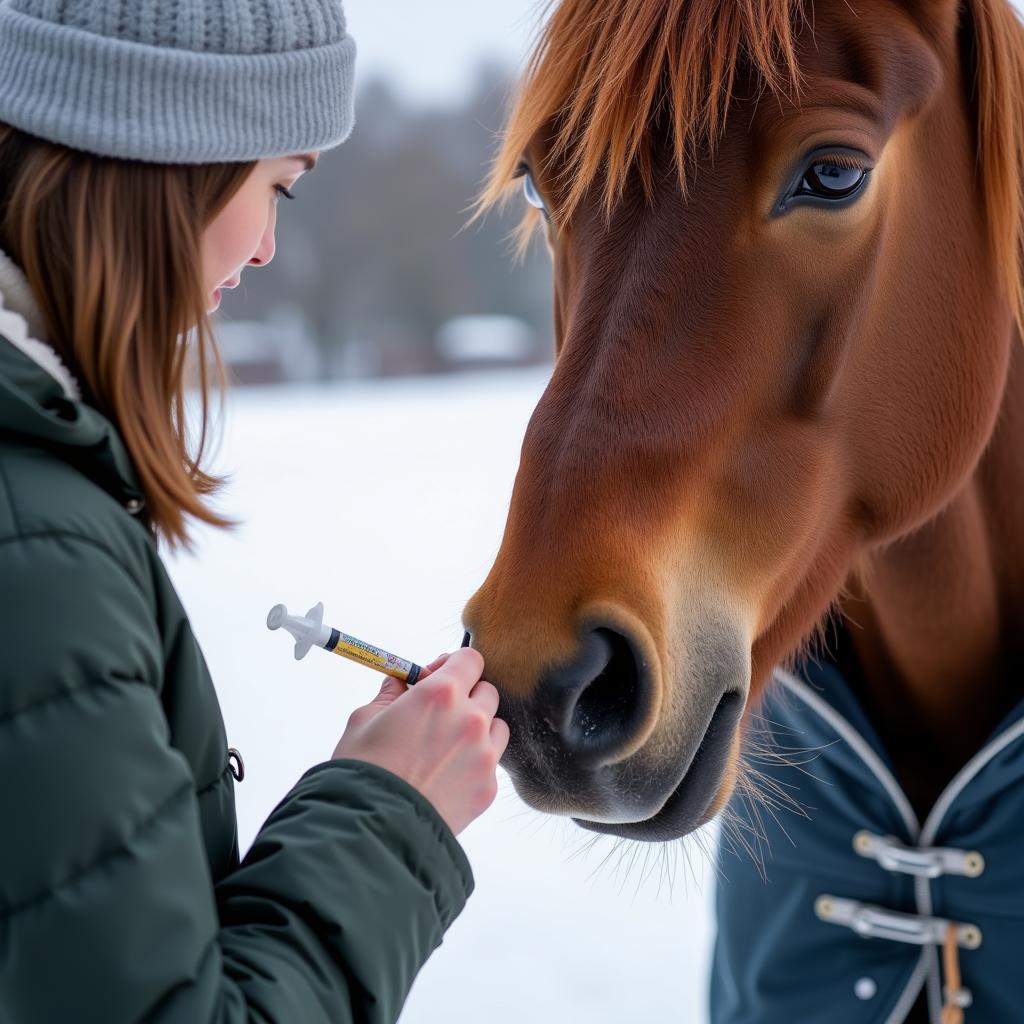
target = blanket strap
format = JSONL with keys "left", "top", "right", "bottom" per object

{"left": 941, "top": 921, "right": 972, "bottom": 1024}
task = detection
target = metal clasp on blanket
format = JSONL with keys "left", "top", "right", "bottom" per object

{"left": 852, "top": 830, "right": 985, "bottom": 879}
{"left": 814, "top": 895, "right": 983, "bottom": 950}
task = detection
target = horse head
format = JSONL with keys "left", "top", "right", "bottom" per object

{"left": 462, "top": 0, "right": 1024, "bottom": 840}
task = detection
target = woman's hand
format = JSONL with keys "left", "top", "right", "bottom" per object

{"left": 332, "top": 648, "right": 510, "bottom": 836}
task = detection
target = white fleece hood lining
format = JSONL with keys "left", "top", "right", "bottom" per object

{"left": 0, "top": 245, "right": 82, "bottom": 401}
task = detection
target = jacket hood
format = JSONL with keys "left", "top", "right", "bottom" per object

{"left": 0, "top": 246, "right": 145, "bottom": 510}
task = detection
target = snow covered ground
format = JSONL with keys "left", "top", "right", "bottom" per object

{"left": 165, "top": 367, "right": 716, "bottom": 1023}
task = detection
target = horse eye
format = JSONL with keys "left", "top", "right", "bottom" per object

{"left": 523, "top": 172, "right": 548, "bottom": 214}
{"left": 796, "top": 161, "right": 867, "bottom": 201}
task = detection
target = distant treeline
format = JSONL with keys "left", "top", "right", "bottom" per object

{"left": 217, "top": 63, "right": 554, "bottom": 377}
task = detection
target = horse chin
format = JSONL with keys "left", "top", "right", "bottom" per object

{"left": 570, "top": 693, "right": 745, "bottom": 842}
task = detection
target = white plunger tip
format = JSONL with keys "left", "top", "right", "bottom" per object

{"left": 267, "top": 604, "right": 289, "bottom": 630}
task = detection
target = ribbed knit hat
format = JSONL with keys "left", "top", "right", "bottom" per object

{"left": 0, "top": 0, "right": 356, "bottom": 164}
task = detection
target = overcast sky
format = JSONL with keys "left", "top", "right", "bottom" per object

{"left": 343, "top": 0, "right": 546, "bottom": 106}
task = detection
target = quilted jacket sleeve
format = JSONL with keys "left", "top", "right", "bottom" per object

{"left": 0, "top": 532, "right": 474, "bottom": 1024}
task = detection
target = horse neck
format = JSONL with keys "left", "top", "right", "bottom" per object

{"left": 843, "top": 328, "right": 1024, "bottom": 810}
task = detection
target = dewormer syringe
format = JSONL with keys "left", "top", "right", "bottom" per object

{"left": 267, "top": 602, "right": 423, "bottom": 684}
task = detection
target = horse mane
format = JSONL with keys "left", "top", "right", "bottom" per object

{"left": 480, "top": 0, "right": 1024, "bottom": 334}
{"left": 478, "top": 0, "right": 807, "bottom": 226}
{"left": 967, "top": 0, "right": 1024, "bottom": 335}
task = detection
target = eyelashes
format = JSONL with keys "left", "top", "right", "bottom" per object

{"left": 274, "top": 185, "right": 296, "bottom": 201}
{"left": 810, "top": 152, "right": 864, "bottom": 171}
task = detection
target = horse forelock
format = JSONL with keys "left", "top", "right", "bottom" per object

{"left": 478, "top": 0, "right": 807, "bottom": 233}
{"left": 480, "top": 0, "right": 1024, "bottom": 336}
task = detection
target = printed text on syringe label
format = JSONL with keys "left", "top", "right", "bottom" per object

{"left": 330, "top": 633, "right": 414, "bottom": 677}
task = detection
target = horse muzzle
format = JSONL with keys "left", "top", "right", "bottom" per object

{"left": 478, "top": 609, "right": 750, "bottom": 842}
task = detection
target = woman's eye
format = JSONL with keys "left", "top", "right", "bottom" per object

{"left": 522, "top": 172, "right": 549, "bottom": 218}
{"left": 794, "top": 161, "right": 867, "bottom": 202}
{"left": 274, "top": 184, "right": 296, "bottom": 202}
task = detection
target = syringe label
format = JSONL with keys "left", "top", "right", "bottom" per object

{"left": 326, "top": 629, "right": 416, "bottom": 681}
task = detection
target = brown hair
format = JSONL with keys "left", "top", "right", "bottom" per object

{"left": 0, "top": 122, "right": 257, "bottom": 549}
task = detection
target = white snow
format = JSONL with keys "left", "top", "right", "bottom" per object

{"left": 165, "top": 367, "right": 716, "bottom": 1023}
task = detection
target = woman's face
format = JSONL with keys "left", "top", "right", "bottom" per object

{"left": 201, "top": 152, "right": 319, "bottom": 312}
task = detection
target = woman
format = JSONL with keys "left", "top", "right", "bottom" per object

{"left": 0, "top": 0, "right": 509, "bottom": 1021}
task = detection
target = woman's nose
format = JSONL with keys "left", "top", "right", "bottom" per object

{"left": 249, "top": 228, "right": 276, "bottom": 269}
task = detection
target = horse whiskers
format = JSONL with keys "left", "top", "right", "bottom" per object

{"left": 739, "top": 772, "right": 812, "bottom": 836}
{"left": 581, "top": 834, "right": 628, "bottom": 883}
{"left": 741, "top": 727, "right": 834, "bottom": 777}
{"left": 744, "top": 709, "right": 808, "bottom": 734}
{"left": 737, "top": 778, "right": 790, "bottom": 835}
{"left": 718, "top": 808, "right": 768, "bottom": 882}
{"left": 738, "top": 752, "right": 812, "bottom": 815}
{"left": 745, "top": 749, "right": 832, "bottom": 770}
{"left": 622, "top": 842, "right": 655, "bottom": 900}
{"left": 727, "top": 753, "right": 809, "bottom": 871}
{"left": 743, "top": 731, "right": 834, "bottom": 756}
{"left": 506, "top": 707, "right": 823, "bottom": 892}
{"left": 565, "top": 831, "right": 605, "bottom": 864}
{"left": 743, "top": 740, "right": 837, "bottom": 773}
{"left": 549, "top": 729, "right": 822, "bottom": 892}
{"left": 561, "top": 819, "right": 725, "bottom": 901}
{"left": 614, "top": 836, "right": 648, "bottom": 896}
{"left": 743, "top": 781, "right": 803, "bottom": 809}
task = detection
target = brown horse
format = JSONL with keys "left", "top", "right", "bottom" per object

{"left": 463, "top": 0, "right": 1024, "bottom": 917}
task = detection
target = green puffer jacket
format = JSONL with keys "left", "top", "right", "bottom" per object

{"left": 0, "top": 294, "right": 474, "bottom": 1022}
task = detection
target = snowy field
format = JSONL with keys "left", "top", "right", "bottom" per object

{"left": 165, "top": 367, "right": 716, "bottom": 1023}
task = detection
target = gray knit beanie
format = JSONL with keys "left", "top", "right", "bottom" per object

{"left": 0, "top": 0, "right": 356, "bottom": 164}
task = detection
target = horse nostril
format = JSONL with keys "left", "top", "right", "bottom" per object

{"left": 538, "top": 627, "right": 649, "bottom": 764}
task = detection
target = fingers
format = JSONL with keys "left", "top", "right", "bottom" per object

{"left": 422, "top": 646, "right": 484, "bottom": 696}
{"left": 367, "top": 674, "right": 408, "bottom": 707}
{"left": 490, "top": 716, "right": 510, "bottom": 756}
{"left": 468, "top": 678, "right": 500, "bottom": 719}
{"left": 416, "top": 651, "right": 451, "bottom": 682}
